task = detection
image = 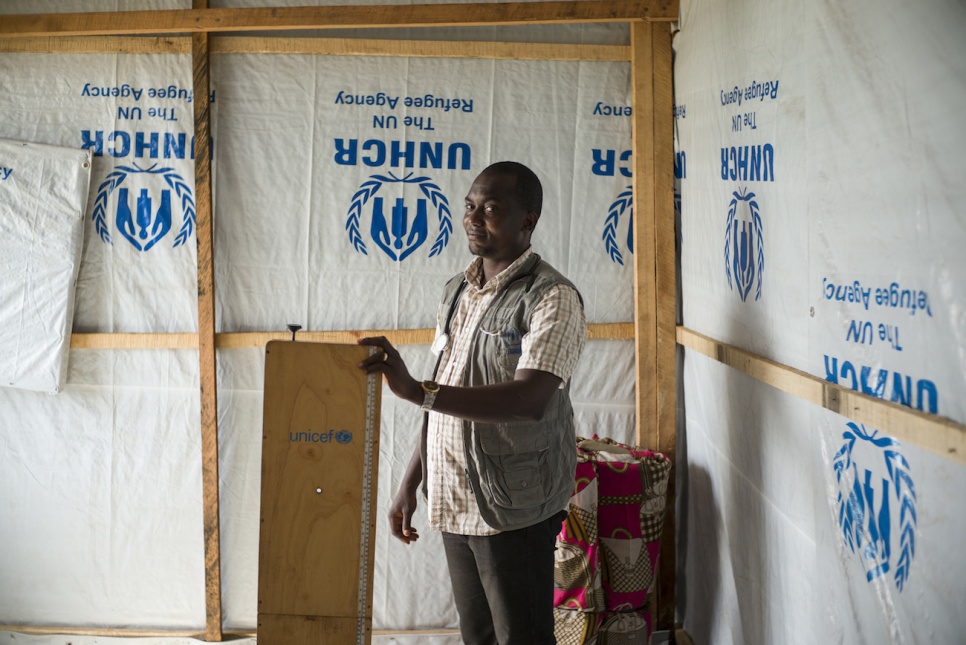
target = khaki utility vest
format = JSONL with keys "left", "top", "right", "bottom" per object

{"left": 422, "top": 253, "right": 583, "bottom": 532}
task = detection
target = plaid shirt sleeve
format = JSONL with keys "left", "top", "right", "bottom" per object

{"left": 517, "top": 284, "right": 587, "bottom": 384}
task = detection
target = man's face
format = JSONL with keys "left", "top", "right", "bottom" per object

{"left": 463, "top": 170, "right": 537, "bottom": 264}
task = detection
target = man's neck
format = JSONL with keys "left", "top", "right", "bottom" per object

{"left": 478, "top": 247, "right": 530, "bottom": 287}
{"left": 479, "top": 259, "right": 507, "bottom": 287}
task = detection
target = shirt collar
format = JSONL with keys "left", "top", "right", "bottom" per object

{"left": 464, "top": 246, "right": 534, "bottom": 292}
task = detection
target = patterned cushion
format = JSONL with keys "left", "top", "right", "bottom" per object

{"left": 552, "top": 435, "right": 671, "bottom": 644}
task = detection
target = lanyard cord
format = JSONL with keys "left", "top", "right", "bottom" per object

{"left": 430, "top": 278, "right": 468, "bottom": 380}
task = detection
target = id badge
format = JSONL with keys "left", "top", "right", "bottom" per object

{"left": 431, "top": 332, "right": 449, "bottom": 356}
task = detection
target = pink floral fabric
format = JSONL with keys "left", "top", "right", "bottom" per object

{"left": 553, "top": 436, "right": 671, "bottom": 644}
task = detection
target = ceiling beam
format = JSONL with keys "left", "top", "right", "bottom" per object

{"left": 0, "top": 1, "right": 677, "bottom": 38}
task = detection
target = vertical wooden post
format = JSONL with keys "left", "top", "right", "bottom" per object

{"left": 631, "top": 20, "right": 676, "bottom": 632}
{"left": 191, "top": 0, "right": 223, "bottom": 638}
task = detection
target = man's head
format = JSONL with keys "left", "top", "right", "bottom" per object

{"left": 481, "top": 161, "right": 543, "bottom": 216}
{"left": 463, "top": 161, "right": 543, "bottom": 269}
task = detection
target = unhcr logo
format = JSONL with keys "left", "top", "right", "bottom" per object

{"left": 91, "top": 163, "right": 195, "bottom": 251}
{"left": 724, "top": 187, "right": 763, "bottom": 301}
{"left": 345, "top": 172, "right": 452, "bottom": 261}
{"left": 602, "top": 185, "right": 634, "bottom": 265}
{"left": 833, "top": 422, "right": 916, "bottom": 591}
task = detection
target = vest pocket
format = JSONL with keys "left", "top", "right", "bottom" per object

{"left": 484, "top": 450, "right": 550, "bottom": 509}
{"left": 479, "top": 425, "right": 551, "bottom": 510}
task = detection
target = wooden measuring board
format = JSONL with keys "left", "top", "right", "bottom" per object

{"left": 258, "top": 341, "right": 381, "bottom": 645}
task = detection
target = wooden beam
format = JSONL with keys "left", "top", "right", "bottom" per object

{"left": 218, "top": 329, "right": 434, "bottom": 349}
{"left": 631, "top": 20, "right": 658, "bottom": 451}
{"left": 70, "top": 332, "right": 199, "bottom": 349}
{"left": 632, "top": 20, "right": 677, "bottom": 633}
{"left": 0, "top": 35, "right": 629, "bottom": 61}
{"left": 631, "top": 25, "right": 676, "bottom": 451}
{"left": 677, "top": 326, "right": 966, "bottom": 466}
{"left": 68, "top": 323, "right": 634, "bottom": 350}
{"left": 0, "top": 35, "right": 188, "bottom": 53}
{"left": 0, "top": 626, "right": 205, "bottom": 638}
{"left": 218, "top": 323, "right": 634, "bottom": 348}
{"left": 212, "top": 37, "right": 630, "bottom": 62}
{"left": 0, "top": 1, "right": 677, "bottom": 38}
{"left": 651, "top": 20, "right": 677, "bottom": 634}
{"left": 191, "top": 13, "right": 223, "bottom": 640}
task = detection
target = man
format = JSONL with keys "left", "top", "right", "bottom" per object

{"left": 358, "top": 161, "right": 586, "bottom": 644}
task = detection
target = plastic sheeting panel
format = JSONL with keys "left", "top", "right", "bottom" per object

{"left": 0, "top": 52, "right": 199, "bottom": 333}
{"left": 0, "top": 138, "right": 91, "bottom": 394}
{"left": 676, "top": 0, "right": 966, "bottom": 642}
{"left": 0, "top": 350, "right": 204, "bottom": 626}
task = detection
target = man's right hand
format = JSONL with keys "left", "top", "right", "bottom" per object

{"left": 388, "top": 486, "right": 420, "bottom": 545}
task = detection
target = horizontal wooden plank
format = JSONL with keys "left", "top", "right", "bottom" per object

{"left": 677, "top": 326, "right": 966, "bottom": 465}
{"left": 220, "top": 328, "right": 435, "bottom": 348}
{"left": 70, "top": 333, "right": 199, "bottom": 349}
{"left": 0, "top": 626, "right": 204, "bottom": 638}
{"left": 0, "top": 35, "right": 188, "bottom": 53}
{"left": 587, "top": 322, "right": 634, "bottom": 340}
{"left": 68, "top": 323, "right": 633, "bottom": 350}
{"left": 0, "top": 2, "right": 676, "bottom": 39}
{"left": 212, "top": 36, "right": 630, "bottom": 61}
{"left": 0, "top": 34, "right": 628, "bottom": 60}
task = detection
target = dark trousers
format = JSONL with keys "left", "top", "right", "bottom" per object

{"left": 442, "top": 511, "right": 567, "bottom": 645}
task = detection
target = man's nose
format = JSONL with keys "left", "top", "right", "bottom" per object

{"left": 465, "top": 205, "right": 483, "bottom": 225}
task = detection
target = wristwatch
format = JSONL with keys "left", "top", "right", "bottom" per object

{"left": 420, "top": 380, "right": 441, "bottom": 411}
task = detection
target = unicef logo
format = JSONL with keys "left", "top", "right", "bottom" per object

{"left": 92, "top": 163, "right": 195, "bottom": 251}
{"left": 724, "top": 188, "right": 763, "bottom": 301}
{"left": 345, "top": 172, "right": 452, "bottom": 261}
{"left": 833, "top": 422, "right": 917, "bottom": 591}
{"left": 602, "top": 185, "right": 633, "bottom": 265}
{"left": 335, "top": 429, "right": 353, "bottom": 444}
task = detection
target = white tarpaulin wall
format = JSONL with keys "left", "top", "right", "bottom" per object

{"left": 676, "top": 0, "right": 966, "bottom": 643}
{"left": 0, "top": 138, "right": 91, "bottom": 394}
{"left": 0, "top": 1, "right": 640, "bottom": 640}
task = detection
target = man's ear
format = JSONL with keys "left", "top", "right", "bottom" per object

{"left": 523, "top": 211, "right": 539, "bottom": 233}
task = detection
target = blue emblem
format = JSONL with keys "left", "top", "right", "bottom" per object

{"left": 724, "top": 188, "right": 763, "bottom": 301}
{"left": 345, "top": 172, "right": 452, "bottom": 261}
{"left": 499, "top": 327, "right": 522, "bottom": 357}
{"left": 833, "top": 422, "right": 917, "bottom": 591}
{"left": 602, "top": 185, "right": 634, "bottom": 265}
{"left": 335, "top": 429, "right": 353, "bottom": 444}
{"left": 91, "top": 163, "right": 195, "bottom": 251}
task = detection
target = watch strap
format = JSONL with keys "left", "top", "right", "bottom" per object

{"left": 420, "top": 380, "right": 440, "bottom": 411}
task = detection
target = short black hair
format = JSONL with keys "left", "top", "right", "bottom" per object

{"left": 481, "top": 161, "right": 543, "bottom": 216}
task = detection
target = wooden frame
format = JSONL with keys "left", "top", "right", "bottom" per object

{"left": 631, "top": 20, "right": 677, "bottom": 629}
{"left": 0, "top": 1, "right": 675, "bottom": 37}
{"left": 678, "top": 327, "right": 966, "bottom": 465}
{"left": 0, "top": 2, "right": 678, "bottom": 641}
{"left": 4, "top": 1, "right": 962, "bottom": 643}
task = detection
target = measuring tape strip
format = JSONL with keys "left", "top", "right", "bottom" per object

{"left": 356, "top": 364, "right": 378, "bottom": 644}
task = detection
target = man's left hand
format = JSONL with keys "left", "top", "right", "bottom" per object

{"left": 356, "top": 336, "right": 422, "bottom": 405}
